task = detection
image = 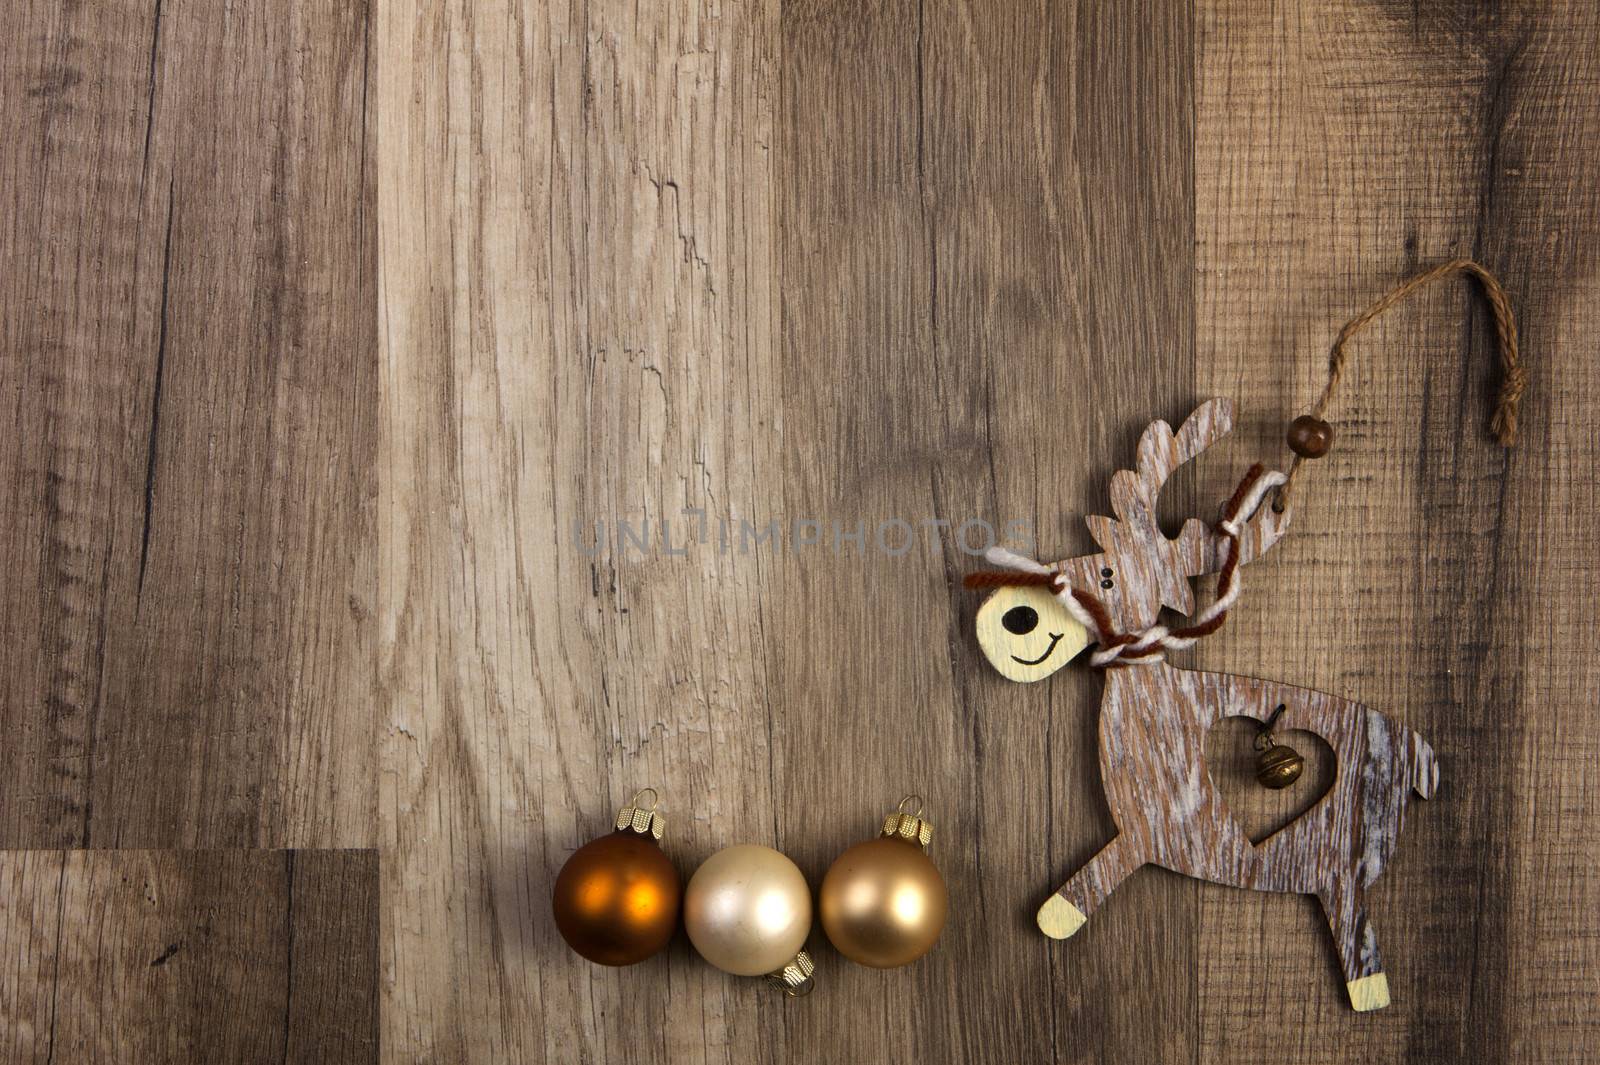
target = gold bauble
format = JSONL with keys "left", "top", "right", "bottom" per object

{"left": 819, "top": 836, "right": 947, "bottom": 968}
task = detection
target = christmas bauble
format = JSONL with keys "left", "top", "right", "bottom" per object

{"left": 552, "top": 793, "right": 680, "bottom": 966}
{"left": 683, "top": 844, "right": 812, "bottom": 977}
{"left": 819, "top": 799, "right": 947, "bottom": 968}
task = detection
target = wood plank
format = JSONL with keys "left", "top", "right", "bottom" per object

{"left": 776, "top": 1, "right": 1197, "bottom": 1059}
{"left": 0, "top": 849, "right": 378, "bottom": 1064}
{"left": 4, "top": 0, "right": 1597, "bottom": 1059}
{"left": 376, "top": 0, "right": 783, "bottom": 1059}
{"left": 1195, "top": 1, "right": 1600, "bottom": 1058}
{"left": 0, "top": 0, "right": 376, "bottom": 848}
{"left": 380, "top": 0, "right": 1196, "bottom": 1057}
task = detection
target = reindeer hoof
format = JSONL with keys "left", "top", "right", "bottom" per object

{"left": 1036, "top": 896, "right": 1087, "bottom": 939}
{"left": 1347, "top": 973, "right": 1391, "bottom": 1012}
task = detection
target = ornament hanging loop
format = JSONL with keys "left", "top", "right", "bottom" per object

{"left": 883, "top": 795, "right": 934, "bottom": 848}
{"left": 1254, "top": 703, "right": 1288, "bottom": 746}
{"left": 1253, "top": 704, "right": 1305, "bottom": 790}
{"left": 616, "top": 787, "right": 665, "bottom": 838}
{"left": 765, "top": 951, "right": 816, "bottom": 997}
{"left": 1274, "top": 258, "right": 1524, "bottom": 514}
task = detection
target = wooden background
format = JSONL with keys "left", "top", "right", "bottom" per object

{"left": 3, "top": 0, "right": 1597, "bottom": 1061}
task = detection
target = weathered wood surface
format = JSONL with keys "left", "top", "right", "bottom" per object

{"left": 0, "top": 849, "right": 378, "bottom": 1064}
{"left": 0, "top": 0, "right": 376, "bottom": 850}
{"left": 775, "top": 3, "right": 1202, "bottom": 1060}
{"left": 1194, "top": 3, "right": 1600, "bottom": 1059}
{"left": 1, "top": 0, "right": 1598, "bottom": 1060}
{"left": 377, "top": 0, "right": 786, "bottom": 1058}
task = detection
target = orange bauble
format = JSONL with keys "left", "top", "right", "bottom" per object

{"left": 553, "top": 798, "right": 680, "bottom": 966}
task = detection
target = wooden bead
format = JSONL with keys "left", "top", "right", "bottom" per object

{"left": 1286, "top": 415, "right": 1333, "bottom": 458}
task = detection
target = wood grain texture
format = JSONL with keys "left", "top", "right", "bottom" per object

{"left": 776, "top": 2, "right": 1198, "bottom": 1061}
{"left": 0, "top": 849, "right": 378, "bottom": 1064}
{"left": 2, "top": 0, "right": 1598, "bottom": 1059}
{"left": 378, "top": 0, "right": 1197, "bottom": 1059}
{"left": 1195, "top": 0, "right": 1600, "bottom": 1059}
{"left": 377, "top": 0, "right": 784, "bottom": 1059}
{"left": 0, "top": 0, "right": 377, "bottom": 849}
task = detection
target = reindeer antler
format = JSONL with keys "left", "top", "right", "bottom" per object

{"left": 1085, "top": 399, "right": 1236, "bottom": 614}
{"left": 1104, "top": 398, "right": 1235, "bottom": 528}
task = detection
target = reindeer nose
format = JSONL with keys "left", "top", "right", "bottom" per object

{"left": 1002, "top": 606, "right": 1039, "bottom": 635}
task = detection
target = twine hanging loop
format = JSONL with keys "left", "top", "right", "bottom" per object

{"left": 1275, "top": 258, "right": 1525, "bottom": 513}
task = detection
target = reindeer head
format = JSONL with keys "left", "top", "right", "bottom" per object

{"left": 970, "top": 399, "right": 1292, "bottom": 682}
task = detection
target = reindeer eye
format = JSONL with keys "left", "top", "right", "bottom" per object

{"left": 1101, "top": 567, "right": 1114, "bottom": 578}
{"left": 1001, "top": 606, "right": 1039, "bottom": 635}
{"left": 1100, "top": 578, "right": 1115, "bottom": 589}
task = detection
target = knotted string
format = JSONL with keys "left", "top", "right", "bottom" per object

{"left": 962, "top": 260, "right": 1525, "bottom": 663}
{"left": 1275, "top": 259, "right": 1524, "bottom": 513}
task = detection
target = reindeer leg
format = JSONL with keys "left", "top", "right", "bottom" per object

{"left": 1316, "top": 877, "right": 1389, "bottom": 1011}
{"left": 1037, "top": 834, "right": 1145, "bottom": 939}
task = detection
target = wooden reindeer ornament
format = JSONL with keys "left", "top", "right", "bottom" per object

{"left": 964, "top": 261, "right": 1527, "bottom": 1012}
{"left": 968, "top": 398, "right": 1433, "bottom": 1012}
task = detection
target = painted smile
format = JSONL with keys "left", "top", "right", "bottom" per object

{"left": 1011, "top": 633, "right": 1064, "bottom": 666}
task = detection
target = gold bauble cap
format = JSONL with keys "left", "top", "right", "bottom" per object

{"left": 880, "top": 794, "right": 933, "bottom": 848}
{"left": 615, "top": 787, "right": 665, "bottom": 838}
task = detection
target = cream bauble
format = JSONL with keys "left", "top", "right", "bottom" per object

{"left": 683, "top": 844, "right": 812, "bottom": 976}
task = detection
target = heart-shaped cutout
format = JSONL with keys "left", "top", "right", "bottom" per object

{"left": 1203, "top": 715, "right": 1335, "bottom": 845}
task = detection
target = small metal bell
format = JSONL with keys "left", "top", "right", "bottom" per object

{"left": 1255, "top": 742, "right": 1305, "bottom": 789}
{"left": 1253, "top": 704, "right": 1305, "bottom": 790}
